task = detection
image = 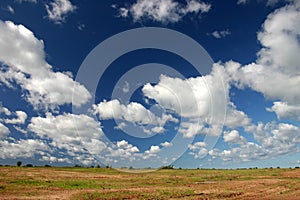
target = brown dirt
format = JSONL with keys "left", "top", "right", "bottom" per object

{"left": 0, "top": 167, "right": 299, "bottom": 199}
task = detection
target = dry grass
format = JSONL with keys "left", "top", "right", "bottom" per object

{"left": 0, "top": 167, "right": 299, "bottom": 199}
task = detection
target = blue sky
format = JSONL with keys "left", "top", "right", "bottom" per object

{"left": 0, "top": 0, "right": 299, "bottom": 169}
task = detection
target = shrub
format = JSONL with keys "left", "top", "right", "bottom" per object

{"left": 17, "top": 161, "right": 22, "bottom": 167}
{"left": 160, "top": 165, "right": 174, "bottom": 169}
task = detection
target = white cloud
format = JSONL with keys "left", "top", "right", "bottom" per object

{"left": 143, "top": 69, "right": 226, "bottom": 119}
{"left": 45, "top": 0, "right": 76, "bottom": 24}
{"left": 237, "top": 0, "right": 298, "bottom": 6}
{"left": 0, "top": 106, "right": 11, "bottom": 116}
{"left": 225, "top": 103, "right": 251, "bottom": 128}
{"left": 13, "top": 126, "right": 28, "bottom": 134}
{"left": 223, "top": 130, "right": 246, "bottom": 144}
{"left": 93, "top": 99, "right": 178, "bottom": 128}
{"left": 0, "top": 139, "right": 50, "bottom": 159}
{"left": 220, "top": 3, "right": 300, "bottom": 122}
{"left": 28, "top": 113, "right": 105, "bottom": 155}
{"left": 209, "top": 122, "right": 300, "bottom": 162}
{"left": 151, "top": 126, "right": 165, "bottom": 133}
{"left": 188, "top": 141, "right": 206, "bottom": 150}
{"left": 237, "top": 0, "right": 248, "bottom": 5}
{"left": 188, "top": 142, "right": 208, "bottom": 158}
{"left": 257, "top": 4, "right": 300, "bottom": 74}
{"left": 116, "top": 140, "right": 139, "bottom": 153}
{"left": 0, "top": 20, "right": 91, "bottom": 110}
{"left": 160, "top": 141, "right": 172, "bottom": 147}
{"left": 267, "top": 101, "right": 300, "bottom": 120}
{"left": 116, "top": 0, "right": 211, "bottom": 24}
{"left": 0, "top": 123, "right": 10, "bottom": 138}
{"left": 16, "top": 0, "right": 37, "bottom": 3}
{"left": 122, "top": 81, "right": 130, "bottom": 93}
{"left": 142, "top": 64, "right": 239, "bottom": 137}
{"left": 145, "top": 145, "right": 160, "bottom": 154}
{"left": 40, "top": 155, "right": 71, "bottom": 163}
{"left": 5, "top": 111, "right": 27, "bottom": 124}
{"left": 6, "top": 5, "right": 15, "bottom": 14}
{"left": 211, "top": 30, "right": 231, "bottom": 39}
{"left": 93, "top": 99, "right": 159, "bottom": 125}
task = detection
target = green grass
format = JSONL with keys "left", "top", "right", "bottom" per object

{"left": 0, "top": 166, "right": 299, "bottom": 199}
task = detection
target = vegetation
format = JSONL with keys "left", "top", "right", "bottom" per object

{"left": 0, "top": 166, "right": 299, "bottom": 199}
{"left": 16, "top": 161, "right": 22, "bottom": 167}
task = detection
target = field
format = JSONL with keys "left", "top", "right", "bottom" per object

{"left": 0, "top": 167, "right": 299, "bottom": 199}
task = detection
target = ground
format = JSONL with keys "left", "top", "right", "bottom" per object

{"left": 0, "top": 166, "right": 299, "bottom": 199}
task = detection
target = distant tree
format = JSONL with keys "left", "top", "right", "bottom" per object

{"left": 17, "top": 161, "right": 22, "bottom": 167}
{"left": 26, "top": 164, "right": 33, "bottom": 167}
{"left": 160, "top": 165, "right": 174, "bottom": 169}
{"left": 96, "top": 165, "right": 101, "bottom": 168}
{"left": 295, "top": 166, "right": 299, "bottom": 169}
{"left": 277, "top": 166, "right": 280, "bottom": 169}
{"left": 74, "top": 164, "right": 82, "bottom": 168}
{"left": 44, "top": 164, "right": 51, "bottom": 167}
{"left": 129, "top": 166, "right": 133, "bottom": 170}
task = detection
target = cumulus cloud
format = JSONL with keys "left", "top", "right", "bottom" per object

{"left": 223, "top": 130, "right": 246, "bottom": 144}
{"left": 0, "top": 123, "right": 10, "bottom": 138}
{"left": 143, "top": 67, "right": 227, "bottom": 119}
{"left": 0, "top": 105, "right": 11, "bottom": 116}
{"left": 45, "top": 0, "right": 76, "bottom": 24}
{"left": 188, "top": 141, "right": 208, "bottom": 158}
{"left": 211, "top": 30, "right": 231, "bottom": 39}
{"left": 198, "top": 1, "right": 300, "bottom": 163}
{"left": 5, "top": 111, "right": 27, "bottom": 124}
{"left": 257, "top": 4, "right": 300, "bottom": 74}
{"left": 142, "top": 64, "right": 247, "bottom": 137}
{"left": 208, "top": 122, "right": 300, "bottom": 162}
{"left": 93, "top": 99, "right": 158, "bottom": 125}
{"left": 225, "top": 103, "right": 251, "bottom": 128}
{"left": 0, "top": 20, "right": 91, "bottom": 110}
{"left": 221, "top": 3, "right": 300, "bottom": 121}
{"left": 28, "top": 113, "right": 104, "bottom": 155}
{"left": 116, "top": 0, "right": 211, "bottom": 24}
{"left": 160, "top": 141, "right": 172, "bottom": 147}
{"left": 143, "top": 145, "right": 161, "bottom": 159}
{"left": 0, "top": 139, "right": 49, "bottom": 159}
{"left": 267, "top": 102, "right": 300, "bottom": 121}
{"left": 93, "top": 99, "right": 178, "bottom": 134}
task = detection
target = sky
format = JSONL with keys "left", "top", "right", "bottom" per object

{"left": 0, "top": 0, "right": 299, "bottom": 169}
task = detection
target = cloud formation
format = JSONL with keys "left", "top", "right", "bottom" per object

{"left": 46, "top": 0, "right": 76, "bottom": 24}
{"left": 115, "top": 0, "right": 211, "bottom": 24}
{"left": 211, "top": 30, "right": 231, "bottom": 39}
{"left": 0, "top": 20, "right": 91, "bottom": 110}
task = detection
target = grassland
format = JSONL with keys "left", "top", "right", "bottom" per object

{"left": 0, "top": 166, "right": 299, "bottom": 199}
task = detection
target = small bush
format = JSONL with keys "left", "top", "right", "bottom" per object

{"left": 17, "top": 161, "right": 22, "bottom": 167}
{"left": 160, "top": 165, "right": 174, "bottom": 169}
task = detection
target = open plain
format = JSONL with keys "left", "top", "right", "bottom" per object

{"left": 0, "top": 167, "right": 299, "bottom": 199}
